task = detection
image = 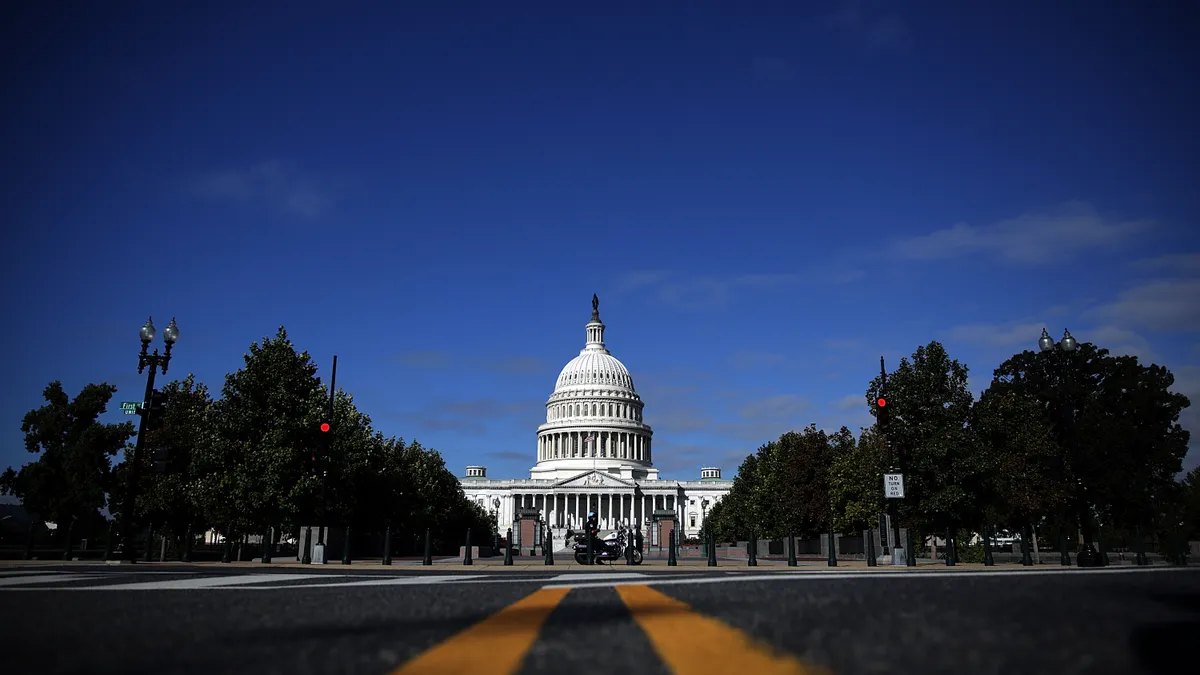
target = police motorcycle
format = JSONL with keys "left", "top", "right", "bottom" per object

{"left": 570, "top": 522, "right": 643, "bottom": 565}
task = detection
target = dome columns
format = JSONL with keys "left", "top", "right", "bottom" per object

{"left": 537, "top": 429, "right": 652, "bottom": 463}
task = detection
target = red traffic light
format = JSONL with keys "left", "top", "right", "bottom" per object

{"left": 877, "top": 397, "right": 887, "bottom": 407}
{"left": 319, "top": 422, "right": 330, "bottom": 433}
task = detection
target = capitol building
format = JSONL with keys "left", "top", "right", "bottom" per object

{"left": 459, "top": 295, "right": 731, "bottom": 548}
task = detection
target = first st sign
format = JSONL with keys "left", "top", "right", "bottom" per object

{"left": 884, "top": 473, "right": 905, "bottom": 499}
{"left": 120, "top": 401, "right": 142, "bottom": 415}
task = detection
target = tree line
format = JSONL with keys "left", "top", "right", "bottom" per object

{"left": 1, "top": 327, "right": 495, "bottom": 557}
{"left": 705, "top": 340, "right": 1200, "bottom": 561}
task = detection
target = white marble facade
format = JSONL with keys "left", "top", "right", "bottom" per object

{"left": 459, "top": 296, "right": 732, "bottom": 542}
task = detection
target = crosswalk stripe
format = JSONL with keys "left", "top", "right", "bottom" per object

{"left": 72, "top": 573, "right": 329, "bottom": 590}
{"left": 615, "top": 585, "right": 827, "bottom": 675}
{"left": 0, "top": 570, "right": 57, "bottom": 577}
{"left": 549, "top": 572, "right": 646, "bottom": 581}
{"left": 0, "top": 574, "right": 98, "bottom": 587}
{"left": 389, "top": 587, "right": 571, "bottom": 675}
{"left": 255, "top": 575, "right": 487, "bottom": 589}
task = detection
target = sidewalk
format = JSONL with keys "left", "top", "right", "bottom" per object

{"left": 2, "top": 555, "right": 1125, "bottom": 571}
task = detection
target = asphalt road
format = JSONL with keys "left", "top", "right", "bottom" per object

{"left": 1, "top": 565, "right": 1197, "bottom": 675}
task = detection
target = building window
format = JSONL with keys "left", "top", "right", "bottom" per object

{"left": 690, "top": 515, "right": 696, "bottom": 527}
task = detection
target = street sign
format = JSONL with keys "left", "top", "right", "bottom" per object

{"left": 884, "top": 473, "right": 905, "bottom": 499}
{"left": 120, "top": 401, "right": 142, "bottom": 415}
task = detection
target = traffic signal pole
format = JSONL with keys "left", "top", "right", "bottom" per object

{"left": 879, "top": 356, "right": 903, "bottom": 564}
{"left": 317, "top": 355, "right": 336, "bottom": 550}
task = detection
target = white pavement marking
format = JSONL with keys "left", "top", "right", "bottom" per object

{"left": 549, "top": 573, "right": 647, "bottom": 582}
{"left": 0, "top": 570, "right": 58, "bottom": 577}
{"left": 71, "top": 573, "right": 332, "bottom": 590}
{"left": 0, "top": 574, "right": 99, "bottom": 587}
{"left": 541, "top": 565, "right": 1195, "bottom": 589}
{"left": 246, "top": 575, "right": 488, "bottom": 589}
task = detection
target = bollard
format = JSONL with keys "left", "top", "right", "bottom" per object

{"left": 748, "top": 530, "right": 758, "bottom": 567}
{"left": 302, "top": 526, "right": 313, "bottom": 564}
{"left": 865, "top": 529, "right": 877, "bottom": 567}
{"left": 945, "top": 528, "right": 957, "bottom": 566}
{"left": 503, "top": 528, "right": 514, "bottom": 566}
{"left": 262, "top": 525, "right": 273, "bottom": 564}
{"left": 23, "top": 522, "right": 35, "bottom": 560}
{"left": 463, "top": 528, "right": 473, "bottom": 566}
{"left": 1020, "top": 526, "right": 1032, "bottom": 567}
{"left": 144, "top": 527, "right": 155, "bottom": 562}
{"left": 586, "top": 529, "right": 594, "bottom": 566}
{"left": 62, "top": 520, "right": 75, "bottom": 561}
{"left": 382, "top": 527, "right": 393, "bottom": 566}
{"left": 103, "top": 521, "right": 115, "bottom": 561}
{"left": 667, "top": 530, "right": 677, "bottom": 566}
{"left": 787, "top": 528, "right": 797, "bottom": 567}
{"left": 827, "top": 528, "right": 837, "bottom": 567}
{"left": 545, "top": 529, "right": 555, "bottom": 565}
{"left": 983, "top": 527, "right": 994, "bottom": 567}
{"left": 342, "top": 525, "right": 353, "bottom": 565}
{"left": 708, "top": 529, "right": 717, "bottom": 567}
{"left": 423, "top": 528, "right": 433, "bottom": 566}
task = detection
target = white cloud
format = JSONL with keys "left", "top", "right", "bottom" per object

{"left": 1085, "top": 326, "right": 1162, "bottom": 363}
{"left": 1129, "top": 253, "right": 1200, "bottom": 276}
{"left": 947, "top": 322, "right": 1047, "bottom": 348}
{"left": 891, "top": 201, "right": 1152, "bottom": 264}
{"left": 833, "top": 394, "right": 864, "bottom": 412}
{"left": 190, "top": 160, "right": 331, "bottom": 218}
{"left": 1089, "top": 279, "right": 1200, "bottom": 333}
{"left": 737, "top": 394, "right": 811, "bottom": 420}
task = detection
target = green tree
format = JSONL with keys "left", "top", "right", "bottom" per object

{"left": 208, "top": 327, "right": 327, "bottom": 538}
{"left": 767, "top": 426, "right": 838, "bottom": 538}
{"left": 865, "top": 341, "right": 978, "bottom": 535}
{"left": 970, "top": 386, "right": 1070, "bottom": 534}
{"left": 1, "top": 382, "right": 135, "bottom": 546}
{"left": 988, "top": 343, "right": 1190, "bottom": 549}
{"left": 830, "top": 426, "right": 888, "bottom": 533}
{"left": 114, "top": 375, "right": 216, "bottom": 543}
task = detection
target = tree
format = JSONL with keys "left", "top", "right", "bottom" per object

{"left": 1, "top": 382, "right": 135, "bottom": 545}
{"left": 207, "top": 327, "right": 327, "bottom": 537}
{"left": 989, "top": 343, "right": 1190, "bottom": 548}
{"left": 970, "top": 386, "right": 1070, "bottom": 535}
{"left": 864, "top": 342, "right": 977, "bottom": 535}
{"left": 830, "top": 426, "right": 889, "bottom": 533}
{"left": 114, "top": 375, "right": 216, "bottom": 542}
{"left": 767, "top": 426, "right": 838, "bottom": 538}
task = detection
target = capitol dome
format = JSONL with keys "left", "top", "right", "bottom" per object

{"left": 530, "top": 294, "right": 658, "bottom": 481}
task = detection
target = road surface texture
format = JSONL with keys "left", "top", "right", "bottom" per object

{"left": 1, "top": 564, "right": 1196, "bottom": 675}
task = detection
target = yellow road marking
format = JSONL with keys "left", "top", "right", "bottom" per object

{"left": 616, "top": 584, "right": 828, "bottom": 675}
{"left": 390, "top": 587, "right": 570, "bottom": 675}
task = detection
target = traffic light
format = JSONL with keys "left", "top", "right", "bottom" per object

{"left": 151, "top": 446, "right": 169, "bottom": 474}
{"left": 139, "top": 389, "right": 168, "bottom": 432}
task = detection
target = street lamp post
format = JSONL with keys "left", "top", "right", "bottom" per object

{"left": 1038, "top": 328, "right": 1100, "bottom": 567}
{"left": 117, "top": 317, "right": 179, "bottom": 563}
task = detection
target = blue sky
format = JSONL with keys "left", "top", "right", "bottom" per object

{"left": 3, "top": 1, "right": 1198, "bottom": 485}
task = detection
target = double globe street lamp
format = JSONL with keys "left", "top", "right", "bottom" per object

{"left": 117, "top": 316, "right": 179, "bottom": 563}
{"left": 1037, "top": 327, "right": 1101, "bottom": 567}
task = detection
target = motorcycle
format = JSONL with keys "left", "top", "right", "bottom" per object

{"left": 571, "top": 525, "right": 643, "bottom": 565}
